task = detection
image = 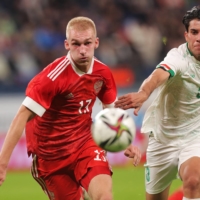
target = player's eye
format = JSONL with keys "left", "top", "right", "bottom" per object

{"left": 72, "top": 43, "right": 80, "bottom": 46}
{"left": 191, "top": 30, "right": 198, "bottom": 35}
{"left": 85, "top": 42, "right": 91, "bottom": 45}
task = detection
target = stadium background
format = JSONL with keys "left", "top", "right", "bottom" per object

{"left": 0, "top": 0, "right": 197, "bottom": 199}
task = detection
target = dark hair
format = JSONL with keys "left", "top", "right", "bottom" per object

{"left": 182, "top": 6, "right": 200, "bottom": 32}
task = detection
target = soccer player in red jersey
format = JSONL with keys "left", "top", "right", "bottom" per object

{"left": 0, "top": 17, "right": 141, "bottom": 200}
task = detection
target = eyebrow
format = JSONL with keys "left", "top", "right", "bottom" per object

{"left": 71, "top": 38, "right": 92, "bottom": 42}
{"left": 190, "top": 28, "right": 198, "bottom": 31}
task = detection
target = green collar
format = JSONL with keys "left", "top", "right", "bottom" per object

{"left": 187, "top": 42, "right": 193, "bottom": 56}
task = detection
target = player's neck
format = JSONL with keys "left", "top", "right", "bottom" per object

{"left": 76, "top": 61, "right": 92, "bottom": 73}
{"left": 77, "top": 66, "right": 90, "bottom": 73}
{"left": 69, "top": 53, "right": 92, "bottom": 73}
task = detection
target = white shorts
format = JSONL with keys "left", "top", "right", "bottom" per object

{"left": 145, "top": 135, "right": 200, "bottom": 194}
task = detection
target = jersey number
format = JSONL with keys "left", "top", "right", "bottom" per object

{"left": 94, "top": 150, "right": 107, "bottom": 162}
{"left": 79, "top": 99, "right": 92, "bottom": 114}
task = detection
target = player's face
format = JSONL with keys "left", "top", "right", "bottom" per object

{"left": 64, "top": 27, "right": 99, "bottom": 72}
{"left": 185, "top": 19, "right": 200, "bottom": 61}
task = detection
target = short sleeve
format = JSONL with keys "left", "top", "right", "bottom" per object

{"left": 24, "top": 67, "right": 59, "bottom": 115}
{"left": 156, "top": 48, "right": 186, "bottom": 77}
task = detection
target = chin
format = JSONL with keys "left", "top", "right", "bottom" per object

{"left": 77, "top": 62, "right": 89, "bottom": 69}
{"left": 79, "top": 61, "right": 88, "bottom": 66}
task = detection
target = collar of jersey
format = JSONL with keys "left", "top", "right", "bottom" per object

{"left": 186, "top": 43, "right": 200, "bottom": 65}
{"left": 186, "top": 42, "right": 193, "bottom": 56}
{"left": 67, "top": 52, "right": 94, "bottom": 76}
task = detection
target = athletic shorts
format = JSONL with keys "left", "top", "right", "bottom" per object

{"left": 31, "top": 139, "right": 112, "bottom": 200}
{"left": 145, "top": 135, "right": 200, "bottom": 194}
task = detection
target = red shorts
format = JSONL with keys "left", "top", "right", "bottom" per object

{"left": 31, "top": 139, "right": 112, "bottom": 200}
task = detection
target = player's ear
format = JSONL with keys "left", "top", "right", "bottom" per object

{"left": 95, "top": 37, "right": 99, "bottom": 49}
{"left": 64, "top": 39, "right": 70, "bottom": 50}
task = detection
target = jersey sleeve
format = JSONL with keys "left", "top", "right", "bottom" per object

{"left": 98, "top": 68, "right": 117, "bottom": 106}
{"left": 23, "top": 65, "right": 60, "bottom": 116}
{"left": 156, "top": 48, "right": 186, "bottom": 77}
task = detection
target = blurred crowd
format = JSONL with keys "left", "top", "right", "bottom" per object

{"left": 0, "top": 0, "right": 198, "bottom": 92}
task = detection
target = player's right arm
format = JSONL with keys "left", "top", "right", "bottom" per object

{"left": 115, "top": 68, "right": 170, "bottom": 116}
{"left": 0, "top": 105, "right": 35, "bottom": 186}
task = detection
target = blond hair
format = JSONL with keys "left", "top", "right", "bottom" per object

{"left": 66, "top": 16, "right": 97, "bottom": 38}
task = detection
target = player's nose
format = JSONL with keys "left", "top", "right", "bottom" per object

{"left": 79, "top": 45, "right": 86, "bottom": 54}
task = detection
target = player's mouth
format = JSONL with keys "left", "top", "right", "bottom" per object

{"left": 79, "top": 57, "right": 88, "bottom": 62}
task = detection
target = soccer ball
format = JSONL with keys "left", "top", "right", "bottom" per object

{"left": 91, "top": 108, "right": 136, "bottom": 152}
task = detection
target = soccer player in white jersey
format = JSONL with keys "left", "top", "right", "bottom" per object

{"left": 115, "top": 5, "right": 200, "bottom": 200}
{"left": 0, "top": 17, "right": 141, "bottom": 200}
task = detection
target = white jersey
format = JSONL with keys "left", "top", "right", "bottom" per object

{"left": 141, "top": 43, "right": 200, "bottom": 145}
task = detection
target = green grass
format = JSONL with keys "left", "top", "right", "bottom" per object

{"left": 112, "top": 165, "right": 182, "bottom": 199}
{"left": 0, "top": 170, "right": 48, "bottom": 200}
{"left": 0, "top": 166, "right": 182, "bottom": 200}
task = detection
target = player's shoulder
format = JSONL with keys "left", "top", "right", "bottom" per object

{"left": 93, "top": 57, "right": 111, "bottom": 72}
{"left": 43, "top": 55, "right": 70, "bottom": 72}
{"left": 164, "top": 43, "right": 187, "bottom": 66}
{"left": 40, "top": 55, "right": 71, "bottom": 81}
{"left": 29, "top": 55, "right": 70, "bottom": 85}
{"left": 94, "top": 57, "right": 108, "bottom": 67}
{"left": 167, "top": 43, "right": 187, "bottom": 59}
{"left": 161, "top": 43, "right": 188, "bottom": 74}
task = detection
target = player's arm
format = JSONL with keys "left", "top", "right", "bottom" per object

{"left": 115, "top": 68, "right": 170, "bottom": 116}
{"left": 0, "top": 105, "right": 35, "bottom": 186}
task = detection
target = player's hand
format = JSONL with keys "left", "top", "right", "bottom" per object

{"left": 124, "top": 145, "right": 141, "bottom": 167}
{"left": 115, "top": 91, "right": 147, "bottom": 116}
{"left": 0, "top": 162, "right": 7, "bottom": 186}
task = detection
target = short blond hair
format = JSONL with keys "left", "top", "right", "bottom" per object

{"left": 66, "top": 16, "right": 97, "bottom": 38}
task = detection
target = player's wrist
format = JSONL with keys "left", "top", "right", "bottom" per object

{"left": 0, "top": 154, "right": 9, "bottom": 169}
{"left": 138, "top": 90, "right": 149, "bottom": 101}
{"left": 0, "top": 161, "right": 8, "bottom": 170}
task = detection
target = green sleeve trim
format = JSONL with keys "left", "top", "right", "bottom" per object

{"left": 156, "top": 65, "right": 175, "bottom": 77}
{"left": 168, "top": 69, "right": 175, "bottom": 77}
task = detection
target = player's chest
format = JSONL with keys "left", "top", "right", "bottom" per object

{"left": 183, "top": 62, "right": 200, "bottom": 82}
{"left": 181, "top": 63, "right": 200, "bottom": 90}
{"left": 52, "top": 74, "right": 104, "bottom": 110}
{"left": 170, "top": 64, "right": 200, "bottom": 101}
{"left": 65, "top": 73, "right": 104, "bottom": 97}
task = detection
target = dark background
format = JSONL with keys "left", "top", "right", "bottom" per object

{"left": 0, "top": 0, "right": 198, "bottom": 93}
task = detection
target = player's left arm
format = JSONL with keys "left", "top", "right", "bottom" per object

{"left": 115, "top": 68, "right": 170, "bottom": 115}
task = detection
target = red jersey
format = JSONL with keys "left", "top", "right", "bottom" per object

{"left": 24, "top": 53, "right": 117, "bottom": 160}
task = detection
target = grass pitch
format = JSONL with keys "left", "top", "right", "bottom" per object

{"left": 0, "top": 166, "right": 181, "bottom": 200}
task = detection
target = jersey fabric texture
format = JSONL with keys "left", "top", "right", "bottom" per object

{"left": 141, "top": 43, "right": 200, "bottom": 145}
{"left": 23, "top": 53, "right": 117, "bottom": 160}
